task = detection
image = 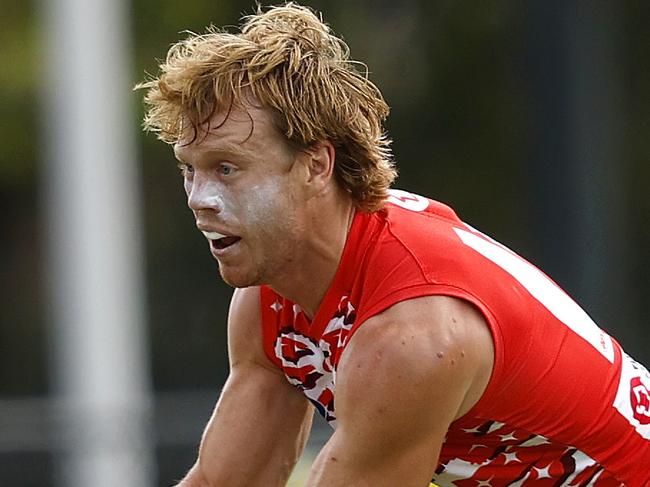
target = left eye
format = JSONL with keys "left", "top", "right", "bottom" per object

{"left": 219, "top": 164, "right": 235, "bottom": 176}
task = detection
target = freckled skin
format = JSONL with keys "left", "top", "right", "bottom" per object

{"left": 171, "top": 121, "right": 496, "bottom": 486}
{"left": 175, "top": 107, "right": 307, "bottom": 288}
{"left": 162, "top": 10, "right": 500, "bottom": 487}
{"left": 173, "top": 102, "right": 354, "bottom": 316}
{"left": 169, "top": 105, "right": 495, "bottom": 487}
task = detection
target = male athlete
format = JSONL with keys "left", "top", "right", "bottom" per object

{"left": 138, "top": 3, "right": 650, "bottom": 486}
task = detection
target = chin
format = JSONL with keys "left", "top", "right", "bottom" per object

{"left": 218, "top": 265, "right": 263, "bottom": 289}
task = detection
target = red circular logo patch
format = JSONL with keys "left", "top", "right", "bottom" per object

{"left": 630, "top": 376, "right": 650, "bottom": 425}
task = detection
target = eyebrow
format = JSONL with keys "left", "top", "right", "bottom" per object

{"left": 174, "top": 143, "right": 249, "bottom": 165}
{"left": 205, "top": 144, "right": 248, "bottom": 158}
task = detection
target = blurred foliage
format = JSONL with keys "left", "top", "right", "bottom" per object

{"left": 1, "top": 0, "right": 649, "bottom": 401}
{"left": 1, "top": 0, "right": 46, "bottom": 396}
{"left": 0, "top": 0, "right": 39, "bottom": 186}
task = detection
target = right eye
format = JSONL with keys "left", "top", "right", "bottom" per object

{"left": 177, "top": 162, "right": 194, "bottom": 177}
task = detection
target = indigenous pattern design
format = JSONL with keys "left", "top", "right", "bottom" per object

{"left": 260, "top": 193, "right": 647, "bottom": 485}
{"left": 271, "top": 295, "right": 356, "bottom": 425}
{"left": 434, "top": 419, "right": 622, "bottom": 486}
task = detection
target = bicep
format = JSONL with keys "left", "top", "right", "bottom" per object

{"left": 197, "top": 364, "right": 313, "bottom": 486}
{"left": 191, "top": 287, "right": 314, "bottom": 486}
{"left": 307, "top": 295, "right": 493, "bottom": 486}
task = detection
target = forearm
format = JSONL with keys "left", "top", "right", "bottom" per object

{"left": 174, "top": 287, "right": 314, "bottom": 486}
{"left": 175, "top": 419, "right": 308, "bottom": 487}
{"left": 174, "top": 460, "right": 293, "bottom": 487}
{"left": 195, "top": 429, "right": 304, "bottom": 487}
{"left": 175, "top": 370, "right": 313, "bottom": 487}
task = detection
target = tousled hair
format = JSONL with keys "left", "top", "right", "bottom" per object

{"left": 137, "top": 2, "right": 396, "bottom": 211}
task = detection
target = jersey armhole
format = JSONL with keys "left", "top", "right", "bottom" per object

{"left": 353, "top": 282, "right": 505, "bottom": 418}
{"left": 258, "top": 286, "right": 284, "bottom": 370}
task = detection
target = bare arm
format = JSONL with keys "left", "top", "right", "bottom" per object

{"left": 306, "top": 295, "right": 494, "bottom": 486}
{"left": 178, "top": 286, "right": 314, "bottom": 487}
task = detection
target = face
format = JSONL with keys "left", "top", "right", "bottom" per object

{"left": 174, "top": 104, "right": 308, "bottom": 288}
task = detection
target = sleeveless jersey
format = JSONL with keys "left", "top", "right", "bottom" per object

{"left": 259, "top": 190, "right": 650, "bottom": 486}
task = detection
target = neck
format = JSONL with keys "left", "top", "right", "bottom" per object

{"left": 268, "top": 192, "right": 355, "bottom": 318}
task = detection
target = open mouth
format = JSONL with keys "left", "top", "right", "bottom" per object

{"left": 211, "top": 236, "right": 241, "bottom": 250}
{"left": 201, "top": 230, "right": 241, "bottom": 251}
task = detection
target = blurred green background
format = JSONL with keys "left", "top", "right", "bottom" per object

{"left": 1, "top": 1, "right": 648, "bottom": 485}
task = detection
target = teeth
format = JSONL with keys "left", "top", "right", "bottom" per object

{"left": 202, "top": 231, "right": 227, "bottom": 240}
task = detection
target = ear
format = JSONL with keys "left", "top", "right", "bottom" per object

{"left": 303, "top": 140, "right": 336, "bottom": 196}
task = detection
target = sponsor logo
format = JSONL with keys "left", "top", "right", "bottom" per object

{"left": 613, "top": 352, "right": 650, "bottom": 439}
{"left": 630, "top": 376, "right": 650, "bottom": 425}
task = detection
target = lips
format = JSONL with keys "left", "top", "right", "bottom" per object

{"left": 201, "top": 230, "right": 241, "bottom": 251}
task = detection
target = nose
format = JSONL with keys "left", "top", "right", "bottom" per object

{"left": 186, "top": 175, "right": 224, "bottom": 213}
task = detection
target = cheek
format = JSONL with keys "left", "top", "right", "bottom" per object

{"left": 243, "top": 185, "right": 295, "bottom": 232}
{"left": 245, "top": 181, "right": 284, "bottom": 213}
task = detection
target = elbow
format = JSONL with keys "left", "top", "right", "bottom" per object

{"left": 177, "top": 463, "right": 214, "bottom": 487}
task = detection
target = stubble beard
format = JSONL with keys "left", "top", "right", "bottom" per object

{"left": 216, "top": 229, "right": 298, "bottom": 289}
{"left": 217, "top": 264, "right": 259, "bottom": 289}
{"left": 217, "top": 193, "right": 302, "bottom": 288}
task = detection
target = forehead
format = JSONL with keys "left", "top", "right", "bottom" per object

{"left": 174, "top": 103, "right": 284, "bottom": 159}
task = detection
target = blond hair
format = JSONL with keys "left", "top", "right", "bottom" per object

{"left": 138, "top": 2, "right": 396, "bottom": 211}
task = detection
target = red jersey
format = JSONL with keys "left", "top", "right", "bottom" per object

{"left": 260, "top": 190, "right": 650, "bottom": 486}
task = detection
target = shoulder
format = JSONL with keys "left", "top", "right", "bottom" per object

{"left": 382, "top": 200, "right": 467, "bottom": 257}
{"left": 364, "top": 197, "right": 473, "bottom": 284}
{"left": 383, "top": 190, "right": 459, "bottom": 220}
{"left": 228, "top": 286, "right": 261, "bottom": 328}
{"left": 228, "top": 286, "right": 278, "bottom": 370}
{"left": 338, "top": 295, "right": 494, "bottom": 421}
